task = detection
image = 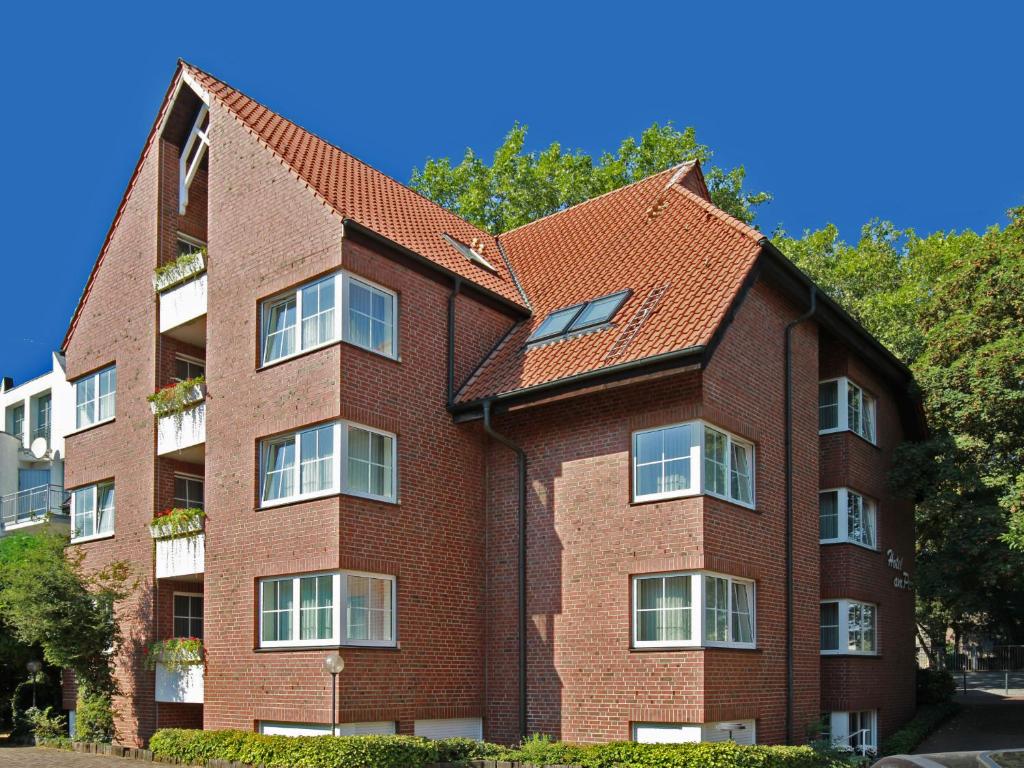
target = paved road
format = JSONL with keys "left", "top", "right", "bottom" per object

{"left": 914, "top": 690, "right": 1024, "bottom": 753}
{"left": 0, "top": 747, "right": 135, "bottom": 767}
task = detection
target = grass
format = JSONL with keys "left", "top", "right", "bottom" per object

{"left": 991, "top": 752, "right": 1024, "bottom": 768}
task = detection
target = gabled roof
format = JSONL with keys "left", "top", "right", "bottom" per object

{"left": 454, "top": 162, "right": 764, "bottom": 404}
{"left": 63, "top": 61, "right": 527, "bottom": 350}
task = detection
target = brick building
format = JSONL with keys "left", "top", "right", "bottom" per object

{"left": 59, "top": 61, "right": 923, "bottom": 750}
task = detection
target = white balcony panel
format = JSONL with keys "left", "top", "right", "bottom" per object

{"left": 155, "top": 661, "right": 203, "bottom": 704}
{"left": 154, "top": 532, "right": 204, "bottom": 580}
{"left": 157, "top": 403, "right": 205, "bottom": 462}
{"left": 159, "top": 274, "right": 207, "bottom": 347}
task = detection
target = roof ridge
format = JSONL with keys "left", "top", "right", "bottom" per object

{"left": 182, "top": 62, "right": 497, "bottom": 245}
{"left": 498, "top": 163, "right": 687, "bottom": 239}
{"left": 667, "top": 183, "right": 764, "bottom": 243}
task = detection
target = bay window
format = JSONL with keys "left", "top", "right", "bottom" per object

{"left": 260, "top": 272, "right": 397, "bottom": 365}
{"left": 71, "top": 481, "right": 115, "bottom": 541}
{"left": 632, "top": 421, "right": 754, "bottom": 507}
{"left": 260, "top": 421, "right": 396, "bottom": 506}
{"left": 75, "top": 366, "right": 116, "bottom": 429}
{"left": 632, "top": 571, "right": 755, "bottom": 649}
{"left": 819, "top": 489, "right": 877, "bottom": 548}
{"left": 820, "top": 599, "right": 877, "bottom": 654}
{"left": 819, "top": 378, "right": 876, "bottom": 443}
{"left": 259, "top": 570, "right": 396, "bottom": 648}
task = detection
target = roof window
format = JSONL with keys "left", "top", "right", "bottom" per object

{"left": 443, "top": 234, "right": 496, "bottom": 272}
{"left": 528, "top": 290, "right": 631, "bottom": 344}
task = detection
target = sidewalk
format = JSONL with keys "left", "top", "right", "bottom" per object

{"left": 914, "top": 690, "right": 1024, "bottom": 753}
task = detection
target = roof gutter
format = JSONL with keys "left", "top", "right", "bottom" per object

{"left": 342, "top": 219, "right": 529, "bottom": 318}
{"left": 453, "top": 344, "right": 706, "bottom": 419}
{"left": 482, "top": 399, "right": 528, "bottom": 741}
{"left": 783, "top": 284, "right": 816, "bottom": 744}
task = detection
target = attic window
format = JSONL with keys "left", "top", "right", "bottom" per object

{"left": 179, "top": 105, "right": 210, "bottom": 214}
{"left": 443, "top": 234, "right": 496, "bottom": 271}
{"left": 528, "top": 290, "right": 631, "bottom": 344}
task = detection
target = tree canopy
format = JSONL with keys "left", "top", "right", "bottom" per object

{"left": 410, "top": 122, "right": 771, "bottom": 234}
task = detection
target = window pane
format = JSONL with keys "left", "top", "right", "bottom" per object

{"left": 731, "top": 581, "right": 754, "bottom": 644}
{"left": 862, "top": 605, "right": 876, "bottom": 652}
{"left": 704, "top": 576, "right": 729, "bottom": 642}
{"left": 346, "top": 427, "right": 393, "bottom": 499}
{"left": 300, "top": 575, "right": 333, "bottom": 640}
{"left": 862, "top": 395, "right": 875, "bottom": 442}
{"left": 347, "top": 575, "right": 369, "bottom": 640}
{"left": 263, "top": 439, "right": 295, "bottom": 501}
{"left": 848, "top": 383, "right": 862, "bottom": 435}
{"left": 819, "top": 492, "right": 839, "bottom": 540}
{"left": 97, "top": 484, "right": 115, "bottom": 534}
{"left": 819, "top": 382, "right": 839, "bottom": 430}
{"left": 635, "top": 575, "right": 691, "bottom": 643}
{"left": 529, "top": 305, "right": 583, "bottom": 341}
{"left": 635, "top": 431, "right": 661, "bottom": 465}
{"left": 76, "top": 377, "right": 96, "bottom": 428}
{"left": 73, "top": 487, "right": 94, "bottom": 538}
{"left": 730, "top": 441, "right": 753, "bottom": 504}
{"left": 98, "top": 369, "right": 116, "bottom": 421}
{"left": 263, "top": 297, "right": 297, "bottom": 363}
{"left": 634, "top": 425, "right": 690, "bottom": 498}
{"left": 568, "top": 291, "right": 628, "bottom": 331}
{"left": 346, "top": 279, "right": 395, "bottom": 357}
{"left": 262, "top": 580, "right": 293, "bottom": 642}
{"left": 704, "top": 428, "right": 728, "bottom": 496}
{"left": 301, "top": 277, "right": 336, "bottom": 349}
{"left": 300, "top": 425, "right": 334, "bottom": 494}
{"left": 820, "top": 603, "right": 839, "bottom": 650}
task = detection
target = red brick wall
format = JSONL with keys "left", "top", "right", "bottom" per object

{"left": 818, "top": 336, "right": 916, "bottom": 738}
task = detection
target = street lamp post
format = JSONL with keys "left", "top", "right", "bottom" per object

{"left": 322, "top": 653, "right": 344, "bottom": 737}
{"left": 26, "top": 660, "right": 42, "bottom": 709}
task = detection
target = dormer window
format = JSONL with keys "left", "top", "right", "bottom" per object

{"left": 179, "top": 104, "right": 210, "bottom": 214}
{"left": 443, "top": 234, "right": 495, "bottom": 271}
{"left": 528, "top": 290, "right": 631, "bottom": 344}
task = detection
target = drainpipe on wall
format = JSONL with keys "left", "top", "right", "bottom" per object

{"left": 783, "top": 285, "right": 816, "bottom": 744}
{"left": 482, "top": 399, "right": 528, "bottom": 741}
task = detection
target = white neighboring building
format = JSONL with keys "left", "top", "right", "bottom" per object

{"left": 0, "top": 352, "right": 74, "bottom": 535}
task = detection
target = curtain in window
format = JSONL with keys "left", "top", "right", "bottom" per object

{"left": 262, "top": 580, "right": 293, "bottom": 642}
{"left": 730, "top": 441, "right": 752, "bottom": 503}
{"left": 96, "top": 485, "right": 115, "bottom": 534}
{"left": 301, "top": 278, "right": 336, "bottom": 348}
{"left": 819, "top": 382, "right": 839, "bottom": 430}
{"left": 98, "top": 368, "right": 116, "bottom": 421}
{"left": 820, "top": 602, "right": 839, "bottom": 650}
{"left": 347, "top": 427, "right": 393, "bottom": 498}
{"left": 263, "top": 440, "right": 295, "bottom": 501}
{"left": 300, "top": 426, "right": 334, "bottom": 494}
{"left": 704, "top": 428, "right": 728, "bottom": 496}
{"left": 847, "top": 384, "right": 862, "bottom": 435}
{"left": 704, "top": 576, "right": 729, "bottom": 641}
{"left": 299, "top": 575, "right": 333, "bottom": 640}
{"left": 862, "top": 397, "right": 875, "bottom": 442}
{"left": 819, "top": 492, "right": 839, "bottom": 539}
{"left": 264, "top": 298, "right": 297, "bottom": 363}
{"left": 637, "top": 575, "right": 691, "bottom": 642}
{"left": 731, "top": 581, "right": 754, "bottom": 643}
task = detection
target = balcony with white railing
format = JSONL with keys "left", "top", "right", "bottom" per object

{"left": 157, "top": 249, "right": 207, "bottom": 348}
{"left": 0, "top": 484, "right": 68, "bottom": 533}
{"left": 154, "top": 383, "right": 206, "bottom": 463}
{"left": 151, "top": 516, "right": 204, "bottom": 580}
{"left": 155, "top": 661, "right": 204, "bottom": 704}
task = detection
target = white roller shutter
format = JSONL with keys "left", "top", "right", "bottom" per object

{"left": 413, "top": 717, "right": 483, "bottom": 740}
{"left": 259, "top": 722, "right": 332, "bottom": 737}
{"left": 633, "top": 723, "right": 702, "bottom": 743}
{"left": 337, "top": 721, "right": 397, "bottom": 736}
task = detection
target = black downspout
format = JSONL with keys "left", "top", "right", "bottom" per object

{"left": 482, "top": 399, "right": 527, "bottom": 741}
{"left": 447, "top": 278, "right": 462, "bottom": 406}
{"left": 784, "top": 286, "right": 816, "bottom": 744}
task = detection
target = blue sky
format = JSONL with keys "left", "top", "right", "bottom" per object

{"left": 1, "top": 1, "right": 1020, "bottom": 383}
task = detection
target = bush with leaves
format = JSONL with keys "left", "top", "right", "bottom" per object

{"left": 879, "top": 702, "right": 959, "bottom": 756}
{"left": 76, "top": 691, "right": 115, "bottom": 743}
{"left": 24, "top": 705, "right": 67, "bottom": 741}
{"left": 916, "top": 667, "right": 956, "bottom": 705}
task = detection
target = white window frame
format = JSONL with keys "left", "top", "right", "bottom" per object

{"left": 258, "top": 570, "right": 397, "bottom": 649}
{"left": 74, "top": 365, "right": 116, "bottom": 431}
{"left": 827, "top": 710, "right": 877, "bottom": 754}
{"left": 819, "top": 377, "right": 877, "bottom": 444}
{"left": 819, "top": 488, "right": 878, "bottom": 549}
{"left": 820, "top": 599, "right": 878, "bottom": 655}
{"left": 172, "top": 591, "right": 204, "bottom": 639}
{"left": 260, "top": 272, "right": 398, "bottom": 367}
{"left": 179, "top": 105, "right": 210, "bottom": 215}
{"left": 632, "top": 420, "right": 755, "bottom": 508}
{"left": 259, "top": 420, "right": 397, "bottom": 507}
{"left": 70, "top": 481, "right": 115, "bottom": 543}
{"left": 631, "top": 571, "right": 756, "bottom": 650}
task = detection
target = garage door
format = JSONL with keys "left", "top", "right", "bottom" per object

{"left": 413, "top": 717, "right": 483, "bottom": 740}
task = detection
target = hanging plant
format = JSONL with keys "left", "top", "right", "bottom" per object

{"left": 153, "top": 248, "right": 207, "bottom": 292}
{"left": 150, "top": 507, "right": 205, "bottom": 539}
{"left": 148, "top": 377, "right": 206, "bottom": 438}
{"left": 144, "top": 637, "right": 203, "bottom": 672}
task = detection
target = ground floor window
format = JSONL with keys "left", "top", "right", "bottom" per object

{"left": 259, "top": 721, "right": 395, "bottom": 737}
{"left": 633, "top": 720, "right": 756, "bottom": 745}
{"left": 413, "top": 717, "right": 483, "bottom": 740}
{"left": 825, "top": 710, "right": 877, "bottom": 755}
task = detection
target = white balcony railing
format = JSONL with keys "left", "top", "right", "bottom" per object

{"left": 155, "top": 662, "right": 204, "bottom": 704}
{"left": 151, "top": 519, "right": 204, "bottom": 579}
{"left": 159, "top": 272, "right": 207, "bottom": 346}
{"left": 156, "top": 386, "right": 206, "bottom": 461}
{"left": 0, "top": 484, "right": 68, "bottom": 531}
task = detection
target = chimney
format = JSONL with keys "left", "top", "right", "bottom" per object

{"left": 1, "top": 377, "right": 12, "bottom": 392}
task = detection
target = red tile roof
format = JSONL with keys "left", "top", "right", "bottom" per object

{"left": 456, "top": 163, "right": 765, "bottom": 403}
{"left": 181, "top": 63, "right": 526, "bottom": 309}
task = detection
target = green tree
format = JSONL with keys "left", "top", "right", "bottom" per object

{"left": 410, "top": 122, "right": 771, "bottom": 234}
{"left": 0, "top": 531, "right": 133, "bottom": 702}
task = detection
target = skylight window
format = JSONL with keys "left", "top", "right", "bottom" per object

{"left": 443, "top": 234, "right": 496, "bottom": 271}
{"left": 528, "top": 290, "right": 631, "bottom": 343}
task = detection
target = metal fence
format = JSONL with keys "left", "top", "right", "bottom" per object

{"left": 0, "top": 484, "right": 67, "bottom": 528}
{"left": 935, "top": 646, "right": 1024, "bottom": 695}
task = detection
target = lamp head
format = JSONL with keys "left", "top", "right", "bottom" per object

{"left": 322, "top": 652, "right": 344, "bottom": 675}
{"left": 26, "top": 660, "right": 42, "bottom": 673}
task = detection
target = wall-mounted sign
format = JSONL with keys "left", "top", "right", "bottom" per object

{"left": 886, "top": 548, "right": 912, "bottom": 590}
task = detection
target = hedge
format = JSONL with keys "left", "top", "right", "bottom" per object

{"left": 879, "top": 701, "right": 960, "bottom": 756}
{"left": 149, "top": 729, "right": 844, "bottom": 768}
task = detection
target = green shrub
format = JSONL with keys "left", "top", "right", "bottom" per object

{"left": 435, "top": 736, "right": 488, "bottom": 762}
{"left": 24, "top": 706, "right": 67, "bottom": 740}
{"left": 76, "top": 691, "right": 114, "bottom": 743}
{"left": 149, "top": 729, "right": 443, "bottom": 768}
{"left": 36, "top": 735, "right": 73, "bottom": 750}
{"left": 916, "top": 667, "right": 956, "bottom": 705}
{"left": 879, "top": 702, "right": 960, "bottom": 756}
